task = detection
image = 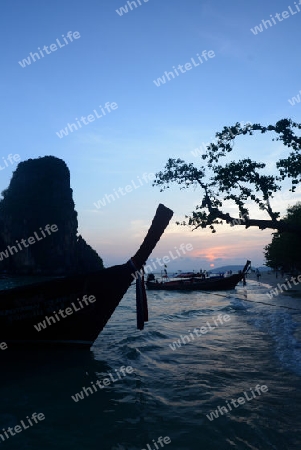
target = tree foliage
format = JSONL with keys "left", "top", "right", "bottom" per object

{"left": 153, "top": 119, "right": 301, "bottom": 234}
{"left": 264, "top": 202, "right": 301, "bottom": 271}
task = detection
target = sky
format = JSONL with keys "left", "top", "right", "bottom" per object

{"left": 1, "top": 0, "right": 301, "bottom": 271}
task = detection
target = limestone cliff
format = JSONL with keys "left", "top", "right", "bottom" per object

{"left": 0, "top": 156, "right": 104, "bottom": 275}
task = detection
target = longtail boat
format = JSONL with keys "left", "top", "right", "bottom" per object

{"left": 0, "top": 204, "right": 173, "bottom": 349}
{"left": 146, "top": 260, "right": 251, "bottom": 291}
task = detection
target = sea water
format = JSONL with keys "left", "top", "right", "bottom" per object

{"left": 0, "top": 278, "right": 300, "bottom": 449}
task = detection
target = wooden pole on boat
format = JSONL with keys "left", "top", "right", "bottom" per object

{"left": 131, "top": 204, "right": 173, "bottom": 269}
{"left": 130, "top": 204, "right": 173, "bottom": 330}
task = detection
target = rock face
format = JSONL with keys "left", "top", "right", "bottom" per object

{"left": 0, "top": 156, "right": 104, "bottom": 275}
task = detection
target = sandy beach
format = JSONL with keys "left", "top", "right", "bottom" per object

{"left": 246, "top": 270, "right": 301, "bottom": 298}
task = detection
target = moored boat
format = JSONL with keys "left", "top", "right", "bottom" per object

{"left": 146, "top": 260, "right": 251, "bottom": 291}
{"left": 0, "top": 204, "right": 173, "bottom": 349}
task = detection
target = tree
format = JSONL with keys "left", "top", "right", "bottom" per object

{"left": 264, "top": 203, "right": 301, "bottom": 272}
{"left": 153, "top": 119, "right": 301, "bottom": 235}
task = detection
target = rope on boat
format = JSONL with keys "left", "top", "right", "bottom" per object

{"left": 129, "top": 258, "right": 148, "bottom": 330}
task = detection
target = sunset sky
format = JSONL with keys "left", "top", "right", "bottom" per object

{"left": 1, "top": 0, "right": 301, "bottom": 271}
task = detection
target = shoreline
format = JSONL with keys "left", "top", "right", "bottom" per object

{"left": 246, "top": 271, "right": 301, "bottom": 298}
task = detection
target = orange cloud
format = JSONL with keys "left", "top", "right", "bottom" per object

{"left": 191, "top": 246, "right": 231, "bottom": 261}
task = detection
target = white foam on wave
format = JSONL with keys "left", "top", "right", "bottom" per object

{"left": 229, "top": 296, "right": 252, "bottom": 311}
{"left": 240, "top": 295, "right": 301, "bottom": 375}
{"left": 227, "top": 284, "right": 301, "bottom": 375}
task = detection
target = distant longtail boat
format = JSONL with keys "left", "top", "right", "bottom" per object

{"left": 146, "top": 260, "right": 251, "bottom": 291}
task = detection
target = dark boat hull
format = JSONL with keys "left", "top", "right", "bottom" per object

{"left": 0, "top": 204, "right": 173, "bottom": 348}
{"left": 146, "top": 273, "right": 245, "bottom": 291}
{"left": 0, "top": 265, "right": 135, "bottom": 348}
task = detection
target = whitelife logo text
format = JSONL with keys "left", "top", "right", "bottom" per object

{"left": 206, "top": 384, "right": 268, "bottom": 421}
{"left": 56, "top": 102, "right": 118, "bottom": 139}
{"left": 33, "top": 295, "right": 96, "bottom": 332}
{"left": 153, "top": 50, "right": 215, "bottom": 87}
{"left": 71, "top": 366, "right": 134, "bottom": 402}
{"left": 116, "top": 0, "right": 150, "bottom": 17}
{"left": 131, "top": 243, "right": 193, "bottom": 280}
{"left": 93, "top": 172, "right": 154, "bottom": 209}
{"left": 18, "top": 31, "right": 81, "bottom": 68}
{"left": 0, "top": 412, "right": 45, "bottom": 443}
{"left": 0, "top": 154, "right": 20, "bottom": 171}
{"left": 0, "top": 224, "right": 58, "bottom": 261}
{"left": 250, "top": 2, "right": 301, "bottom": 35}
{"left": 169, "top": 314, "right": 231, "bottom": 351}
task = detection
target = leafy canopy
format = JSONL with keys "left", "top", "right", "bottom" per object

{"left": 264, "top": 202, "right": 301, "bottom": 271}
{"left": 153, "top": 119, "right": 301, "bottom": 234}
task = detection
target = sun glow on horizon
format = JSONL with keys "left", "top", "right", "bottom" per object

{"left": 191, "top": 246, "right": 231, "bottom": 261}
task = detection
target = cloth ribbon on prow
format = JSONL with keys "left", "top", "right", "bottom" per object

{"left": 129, "top": 258, "right": 148, "bottom": 330}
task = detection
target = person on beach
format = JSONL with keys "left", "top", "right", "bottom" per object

{"left": 256, "top": 269, "right": 261, "bottom": 282}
